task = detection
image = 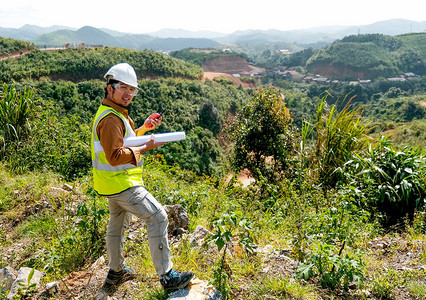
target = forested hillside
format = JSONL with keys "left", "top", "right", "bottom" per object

{"left": 0, "top": 37, "right": 425, "bottom": 300}
{"left": 0, "top": 37, "right": 35, "bottom": 56}
{"left": 306, "top": 33, "right": 426, "bottom": 79}
{"left": 0, "top": 46, "right": 203, "bottom": 82}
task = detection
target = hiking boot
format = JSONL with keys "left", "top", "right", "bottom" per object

{"left": 160, "top": 268, "right": 194, "bottom": 291}
{"left": 101, "top": 266, "right": 137, "bottom": 295}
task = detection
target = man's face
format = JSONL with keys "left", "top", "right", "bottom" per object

{"left": 108, "top": 82, "right": 137, "bottom": 107}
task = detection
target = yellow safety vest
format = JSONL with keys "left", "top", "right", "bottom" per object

{"left": 91, "top": 105, "right": 144, "bottom": 195}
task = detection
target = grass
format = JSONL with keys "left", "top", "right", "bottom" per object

{"left": 0, "top": 163, "right": 64, "bottom": 210}
{"left": 0, "top": 155, "right": 424, "bottom": 299}
{"left": 251, "top": 276, "right": 317, "bottom": 299}
{"left": 16, "top": 212, "right": 58, "bottom": 238}
{"left": 407, "top": 280, "right": 426, "bottom": 298}
{"left": 372, "top": 119, "right": 426, "bottom": 150}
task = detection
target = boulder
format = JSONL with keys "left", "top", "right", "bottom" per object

{"left": 164, "top": 204, "right": 189, "bottom": 236}
{"left": 7, "top": 267, "right": 43, "bottom": 299}
{"left": 0, "top": 266, "right": 17, "bottom": 292}
{"left": 167, "top": 278, "right": 221, "bottom": 300}
{"left": 189, "top": 225, "right": 212, "bottom": 247}
{"left": 36, "top": 281, "right": 59, "bottom": 299}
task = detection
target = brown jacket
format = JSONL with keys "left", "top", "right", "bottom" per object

{"left": 96, "top": 99, "right": 145, "bottom": 166}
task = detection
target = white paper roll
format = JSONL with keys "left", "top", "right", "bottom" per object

{"left": 94, "top": 131, "right": 186, "bottom": 153}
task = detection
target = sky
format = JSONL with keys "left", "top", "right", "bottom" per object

{"left": 0, "top": 0, "right": 425, "bottom": 34}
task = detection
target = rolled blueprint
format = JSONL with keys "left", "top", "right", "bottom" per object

{"left": 94, "top": 131, "right": 186, "bottom": 153}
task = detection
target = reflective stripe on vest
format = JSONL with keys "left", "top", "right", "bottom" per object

{"left": 91, "top": 105, "right": 144, "bottom": 195}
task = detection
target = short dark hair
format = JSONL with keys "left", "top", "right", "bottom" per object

{"left": 104, "top": 79, "right": 120, "bottom": 98}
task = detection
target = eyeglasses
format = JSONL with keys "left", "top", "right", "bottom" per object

{"left": 112, "top": 83, "right": 138, "bottom": 96}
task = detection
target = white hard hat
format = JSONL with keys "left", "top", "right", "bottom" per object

{"left": 104, "top": 63, "right": 138, "bottom": 88}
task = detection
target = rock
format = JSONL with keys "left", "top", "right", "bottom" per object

{"left": 62, "top": 183, "right": 73, "bottom": 191}
{"left": 189, "top": 225, "right": 212, "bottom": 247}
{"left": 0, "top": 266, "right": 17, "bottom": 292}
{"left": 91, "top": 255, "right": 106, "bottom": 269}
{"left": 35, "top": 281, "right": 58, "bottom": 298}
{"left": 167, "top": 278, "right": 221, "bottom": 300}
{"left": 45, "top": 281, "right": 58, "bottom": 293}
{"left": 7, "top": 267, "right": 43, "bottom": 299}
{"left": 164, "top": 204, "right": 189, "bottom": 236}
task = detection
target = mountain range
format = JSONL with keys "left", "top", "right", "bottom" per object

{"left": 0, "top": 19, "right": 425, "bottom": 51}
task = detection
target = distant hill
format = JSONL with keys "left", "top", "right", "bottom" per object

{"left": 34, "top": 26, "right": 118, "bottom": 46}
{"left": 1, "top": 19, "right": 424, "bottom": 52}
{"left": 0, "top": 24, "right": 75, "bottom": 40}
{"left": 32, "top": 26, "right": 220, "bottom": 51}
{"left": 306, "top": 33, "right": 426, "bottom": 80}
{"left": 214, "top": 19, "right": 426, "bottom": 45}
{"left": 334, "top": 19, "right": 426, "bottom": 37}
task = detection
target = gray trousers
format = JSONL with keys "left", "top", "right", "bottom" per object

{"left": 106, "top": 186, "right": 172, "bottom": 275}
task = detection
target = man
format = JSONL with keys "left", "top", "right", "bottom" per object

{"left": 90, "top": 63, "right": 194, "bottom": 295}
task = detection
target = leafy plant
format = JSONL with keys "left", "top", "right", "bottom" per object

{"left": 28, "top": 188, "right": 107, "bottom": 275}
{"left": 15, "top": 268, "right": 37, "bottom": 299}
{"left": 75, "top": 188, "right": 108, "bottom": 258}
{"left": 296, "top": 243, "right": 364, "bottom": 290}
{"left": 208, "top": 211, "right": 256, "bottom": 298}
{"left": 6, "top": 111, "right": 91, "bottom": 180}
{"left": 343, "top": 136, "right": 426, "bottom": 227}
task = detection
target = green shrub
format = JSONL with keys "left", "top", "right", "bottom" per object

{"left": 343, "top": 136, "right": 426, "bottom": 227}
{"left": 230, "top": 87, "right": 297, "bottom": 183}
{"left": 296, "top": 243, "right": 365, "bottom": 291}
{"left": 0, "top": 37, "right": 35, "bottom": 55}
{"left": 0, "top": 83, "right": 37, "bottom": 151}
{"left": 7, "top": 113, "right": 91, "bottom": 180}
{"left": 213, "top": 77, "right": 234, "bottom": 85}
